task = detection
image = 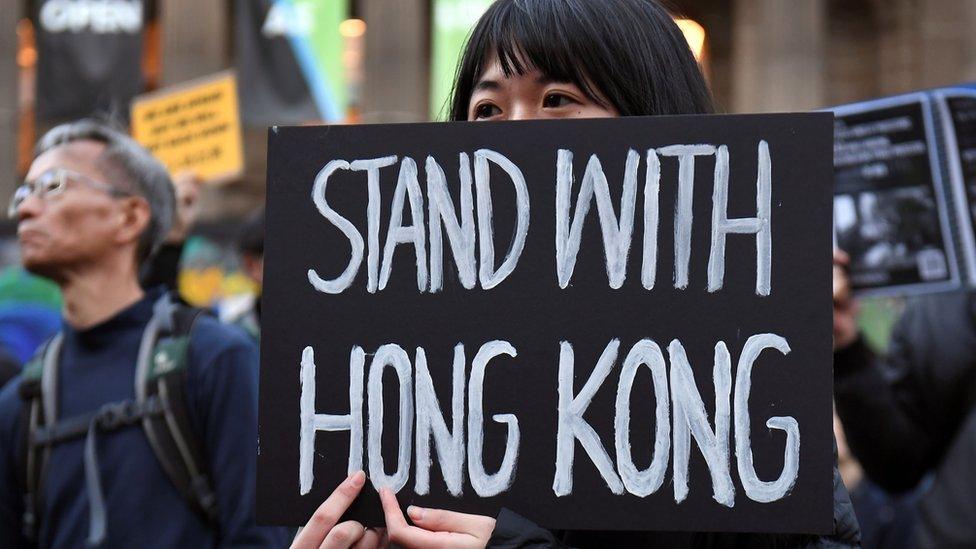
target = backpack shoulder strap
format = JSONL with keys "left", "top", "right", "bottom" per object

{"left": 20, "top": 334, "right": 63, "bottom": 421}
{"left": 17, "top": 334, "right": 63, "bottom": 542}
{"left": 136, "top": 294, "right": 219, "bottom": 528}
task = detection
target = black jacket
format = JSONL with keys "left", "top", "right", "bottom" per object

{"left": 486, "top": 458, "right": 860, "bottom": 548}
{"left": 834, "top": 291, "right": 976, "bottom": 547}
{"left": 912, "top": 404, "right": 976, "bottom": 548}
{"left": 0, "top": 348, "right": 18, "bottom": 390}
{"left": 834, "top": 292, "right": 976, "bottom": 493}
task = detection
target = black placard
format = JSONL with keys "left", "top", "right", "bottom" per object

{"left": 257, "top": 114, "right": 834, "bottom": 534}
{"left": 34, "top": 0, "right": 146, "bottom": 122}
{"left": 832, "top": 94, "right": 958, "bottom": 296}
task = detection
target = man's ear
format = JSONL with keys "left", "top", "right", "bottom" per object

{"left": 115, "top": 196, "right": 152, "bottom": 248}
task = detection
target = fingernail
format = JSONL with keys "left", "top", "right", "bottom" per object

{"left": 351, "top": 470, "right": 366, "bottom": 488}
{"left": 407, "top": 505, "right": 425, "bottom": 521}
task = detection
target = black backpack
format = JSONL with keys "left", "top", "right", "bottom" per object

{"left": 17, "top": 293, "right": 219, "bottom": 546}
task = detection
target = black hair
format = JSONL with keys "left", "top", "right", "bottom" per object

{"left": 239, "top": 207, "right": 265, "bottom": 258}
{"left": 448, "top": 0, "right": 713, "bottom": 121}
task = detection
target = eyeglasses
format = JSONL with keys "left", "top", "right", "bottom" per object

{"left": 7, "top": 168, "right": 131, "bottom": 219}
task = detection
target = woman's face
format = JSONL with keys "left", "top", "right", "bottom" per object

{"left": 466, "top": 57, "right": 618, "bottom": 121}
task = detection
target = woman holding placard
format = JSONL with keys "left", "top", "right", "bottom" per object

{"left": 292, "top": 0, "right": 859, "bottom": 547}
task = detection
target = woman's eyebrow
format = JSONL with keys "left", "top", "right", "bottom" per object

{"left": 536, "top": 75, "right": 573, "bottom": 85}
{"left": 474, "top": 79, "right": 501, "bottom": 91}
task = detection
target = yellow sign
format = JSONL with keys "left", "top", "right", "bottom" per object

{"left": 131, "top": 71, "right": 244, "bottom": 183}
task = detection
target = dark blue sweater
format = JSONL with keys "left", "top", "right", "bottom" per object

{"left": 0, "top": 289, "right": 290, "bottom": 548}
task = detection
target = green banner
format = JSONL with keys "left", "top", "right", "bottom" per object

{"left": 297, "top": 0, "right": 349, "bottom": 120}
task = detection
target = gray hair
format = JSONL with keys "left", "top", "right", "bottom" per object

{"left": 35, "top": 119, "right": 175, "bottom": 265}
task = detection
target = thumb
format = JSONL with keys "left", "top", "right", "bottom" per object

{"left": 406, "top": 505, "right": 496, "bottom": 536}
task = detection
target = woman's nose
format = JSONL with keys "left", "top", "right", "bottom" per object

{"left": 505, "top": 102, "right": 540, "bottom": 121}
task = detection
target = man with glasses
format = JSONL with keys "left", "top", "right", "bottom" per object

{"left": 0, "top": 120, "right": 289, "bottom": 547}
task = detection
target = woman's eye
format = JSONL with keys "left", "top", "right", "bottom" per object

{"left": 543, "top": 93, "right": 575, "bottom": 108}
{"left": 474, "top": 103, "right": 501, "bottom": 119}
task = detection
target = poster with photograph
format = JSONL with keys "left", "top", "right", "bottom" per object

{"left": 935, "top": 88, "right": 976, "bottom": 286}
{"left": 831, "top": 93, "right": 960, "bottom": 297}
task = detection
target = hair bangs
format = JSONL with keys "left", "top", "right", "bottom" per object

{"left": 476, "top": 1, "right": 607, "bottom": 107}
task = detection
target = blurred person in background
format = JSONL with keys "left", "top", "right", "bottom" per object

{"left": 219, "top": 207, "right": 264, "bottom": 341}
{"left": 0, "top": 120, "right": 289, "bottom": 548}
{"left": 291, "top": 1, "right": 861, "bottom": 547}
{"left": 834, "top": 248, "right": 976, "bottom": 546}
{"left": 140, "top": 171, "right": 203, "bottom": 299}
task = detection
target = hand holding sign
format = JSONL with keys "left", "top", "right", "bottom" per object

{"left": 380, "top": 489, "right": 495, "bottom": 549}
{"left": 294, "top": 474, "right": 495, "bottom": 549}
{"left": 832, "top": 250, "right": 860, "bottom": 351}
{"left": 291, "top": 471, "right": 387, "bottom": 549}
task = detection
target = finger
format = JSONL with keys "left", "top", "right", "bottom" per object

{"left": 406, "top": 505, "right": 495, "bottom": 537}
{"left": 833, "top": 249, "right": 849, "bottom": 266}
{"left": 832, "top": 269, "right": 848, "bottom": 303}
{"left": 378, "top": 488, "right": 410, "bottom": 531}
{"left": 351, "top": 528, "right": 384, "bottom": 549}
{"left": 319, "top": 521, "right": 365, "bottom": 549}
{"left": 292, "top": 471, "right": 367, "bottom": 549}
{"left": 380, "top": 490, "right": 478, "bottom": 549}
{"left": 379, "top": 488, "right": 438, "bottom": 548}
{"left": 832, "top": 260, "right": 852, "bottom": 301}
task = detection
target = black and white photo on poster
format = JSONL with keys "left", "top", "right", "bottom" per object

{"left": 831, "top": 93, "right": 959, "bottom": 296}
{"left": 935, "top": 88, "right": 976, "bottom": 286}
